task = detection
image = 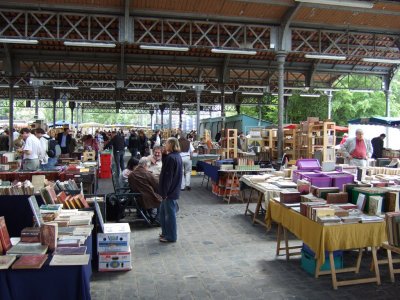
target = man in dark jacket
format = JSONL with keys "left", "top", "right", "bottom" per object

{"left": 104, "top": 131, "right": 126, "bottom": 176}
{"left": 0, "top": 129, "right": 9, "bottom": 151}
{"left": 371, "top": 133, "right": 386, "bottom": 159}
{"left": 158, "top": 137, "right": 182, "bottom": 243}
{"left": 128, "top": 130, "right": 140, "bottom": 158}
{"left": 128, "top": 157, "right": 162, "bottom": 224}
{"left": 57, "top": 128, "right": 72, "bottom": 155}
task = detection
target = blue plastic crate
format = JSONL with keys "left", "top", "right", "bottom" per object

{"left": 301, "top": 249, "right": 343, "bottom": 276}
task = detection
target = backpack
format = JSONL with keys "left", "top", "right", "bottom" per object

{"left": 45, "top": 137, "right": 61, "bottom": 158}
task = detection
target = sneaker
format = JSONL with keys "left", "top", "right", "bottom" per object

{"left": 186, "top": 186, "right": 191, "bottom": 191}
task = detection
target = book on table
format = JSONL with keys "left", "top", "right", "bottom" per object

{"left": 0, "top": 254, "right": 17, "bottom": 269}
{"left": 368, "top": 196, "right": 383, "bottom": 216}
{"left": 7, "top": 242, "right": 48, "bottom": 255}
{"left": 40, "top": 222, "right": 58, "bottom": 251}
{"left": 0, "top": 216, "right": 12, "bottom": 254}
{"left": 28, "top": 196, "right": 44, "bottom": 227}
{"left": 50, "top": 254, "right": 90, "bottom": 266}
{"left": 11, "top": 254, "right": 48, "bottom": 269}
{"left": 54, "top": 246, "right": 87, "bottom": 255}
{"left": 356, "top": 194, "right": 366, "bottom": 211}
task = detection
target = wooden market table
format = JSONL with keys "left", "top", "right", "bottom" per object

{"left": 266, "top": 199, "right": 387, "bottom": 289}
{"left": 218, "top": 168, "right": 274, "bottom": 204}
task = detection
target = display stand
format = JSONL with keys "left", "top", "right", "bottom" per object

{"left": 222, "top": 129, "right": 237, "bottom": 159}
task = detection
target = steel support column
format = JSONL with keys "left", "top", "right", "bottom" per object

{"left": 276, "top": 52, "right": 287, "bottom": 161}
{"left": 385, "top": 90, "right": 391, "bottom": 117}
{"left": 53, "top": 91, "right": 58, "bottom": 128}
{"left": 179, "top": 106, "right": 183, "bottom": 130}
{"left": 8, "top": 83, "right": 14, "bottom": 151}
{"left": 34, "top": 87, "right": 39, "bottom": 119}
{"left": 195, "top": 87, "right": 203, "bottom": 140}
{"left": 327, "top": 91, "right": 333, "bottom": 119}
{"left": 220, "top": 90, "right": 226, "bottom": 131}
{"left": 169, "top": 104, "right": 173, "bottom": 130}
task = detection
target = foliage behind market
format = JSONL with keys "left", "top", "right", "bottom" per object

{"left": 4, "top": 73, "right": 400, "bottom": 126}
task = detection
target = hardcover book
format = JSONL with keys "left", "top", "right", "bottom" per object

{"left": 54, "top": 246, "right": 87, "bottom": 255}
{"left": 28, "top": 196, "right": 44, "bottom": 227}
{"left": 40, "top": 223, "right": 58, "bottom": 251}
{"left": 50, "top": 254, "right": 90, "bottom": 266}
{"left": 12, "top": 254, "right": 48, "bottom": 269}
{"left": 21, "top": 227, "right": 41, "bottom": 243}
{"left": 0, "top": 254, "right": 17, "bottom": 269}
{"left": 7, "top": 242, "right": 48, "bottom": 255}
{"left": 368, "top": 196, "right": 383, "bottom": 216}
{"left": 0, "top": 216, "right": 12, "bottom": 253}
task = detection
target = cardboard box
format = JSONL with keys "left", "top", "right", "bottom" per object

{"left": 98, "top": 223, "right": 131, "bottom": 253}
{"left": 99, "top": 248, "right": 132, "bottom": 272}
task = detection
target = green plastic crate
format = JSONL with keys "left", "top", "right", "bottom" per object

{"left": 301, "top": 249, "right": 343, "bottom": 276}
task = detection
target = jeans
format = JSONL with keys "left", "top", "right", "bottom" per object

{"left": 130, "top": 148, "right": 139, "bottom": 158}
{"left": 349, "top": 158, "right": 367, "bottom": 167}
{"left": 22, "top": 159, "right": 40, "bottom": 171}
{"left": 181, "top": 156, "right": 192, "bottom": 189}
{"left": 40, "top": 157, "right": 58, "bottom": 170}
{"left": 159, "top": 199, "right": 179, "bottom": 242}
{"left": 114, "top": 150, "right": 125, "bottom": 176}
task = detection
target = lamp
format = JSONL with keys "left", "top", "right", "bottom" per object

{"left": 295, "top": 0, "right": 373, "bottom": 9}
{"left": 90, "top": 87, "right": 116, "bottom": 91}
{"left": 64, "top": 41, "right": 116, "bottom": 48}
{"left": 127, "top": 88, "right": 152, "bottom": 92}
{"left": 0, "top": 38, "right": 39, "bottom": 44}
{"left": 211, "top": 48, "right": 257, "bottom": 55}
{"left": 162, "top": 89, "right": 186, "bottom": 93}
{"left": 139, "top": 45, "right": 189, "bottom": 52}
{"left": 362, "top": 58, "right": 400, "bottom": 64}
{"left": 305, "top": 54, "right": 347, "bottom": 60}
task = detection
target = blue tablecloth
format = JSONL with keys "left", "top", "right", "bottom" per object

{"left": 0, "top": 195, "right": 92, "bottom": 300}
{"left": 0, "top": 195, "right": 45, "bottom": 237}
{"left": 0, "top": 235, "right": 92, "bottom": 300}
{"left": 197, "top": 161, "right": 220, "bottom": 182}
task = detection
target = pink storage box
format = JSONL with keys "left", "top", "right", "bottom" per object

{"left": 326, "top": 173, "right": 354, "bottom": 191}
{"left": 302, "top": 173, "right": 332, "bottom": 187}
{"left": 296, "top": 159, "right": 322, "bottom": 171}
{"left": 292, "top": 171, "right": 318, "bottom": 183}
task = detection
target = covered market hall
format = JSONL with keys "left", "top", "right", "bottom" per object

{"left": 0, "top": 0, "right": 400, "bottom": 299}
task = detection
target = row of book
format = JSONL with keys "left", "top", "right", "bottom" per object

{"left": 386, "top": 212, "right": 400, "bottom": 247}
{"left": 0, "top": 180, "right": 34, "bottom": 195}
{"left": 40, "top": 185, "right": 90, "bottom": 210}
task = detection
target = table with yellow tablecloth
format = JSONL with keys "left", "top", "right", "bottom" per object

{"left": 266, "top": 199, "right": 387, "bottom": 289}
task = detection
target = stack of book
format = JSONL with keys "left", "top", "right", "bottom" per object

{"left": 386, "top": 212, "right": 400, "bottom": 247}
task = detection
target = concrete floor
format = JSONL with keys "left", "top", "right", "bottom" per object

{"left": 91, "top": 175, "right": 400, "bottom": 300}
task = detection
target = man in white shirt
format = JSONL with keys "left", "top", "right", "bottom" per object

{"left": 147, "top": 146, "right": 163, "bottom": 180}
{"left": 18, "top": 128, "right": 43, "bottom": 171}
{"left": 34, "top": 128, "right": 49, "bottom": 170}
{"left": 178, "top": 136, "right": 195, "bottom": 191}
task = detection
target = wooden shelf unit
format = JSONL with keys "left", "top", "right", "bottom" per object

{"left": 307, "top": 121, "right": 336, "bottom": 162}
{"left": 221, "top": 128, "right": 238, "bottom": 159}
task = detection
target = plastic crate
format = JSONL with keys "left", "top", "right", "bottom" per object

{"left": 302, "top": 173, "right": 332, "bottom": 188}
{"left": 296, "top": 159, "right": 321, "bottom": 171}
{"left": 327, "top": 173, "right": 354, "bottom": 191}
{"left": 301, "top": 244, "right": 343, "bottom": 276}
{"left": 292, "top": 171, "right": 318, "bottom": 183}
{"left": 99, "top": 170, "right": 112, "bottom": 179}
